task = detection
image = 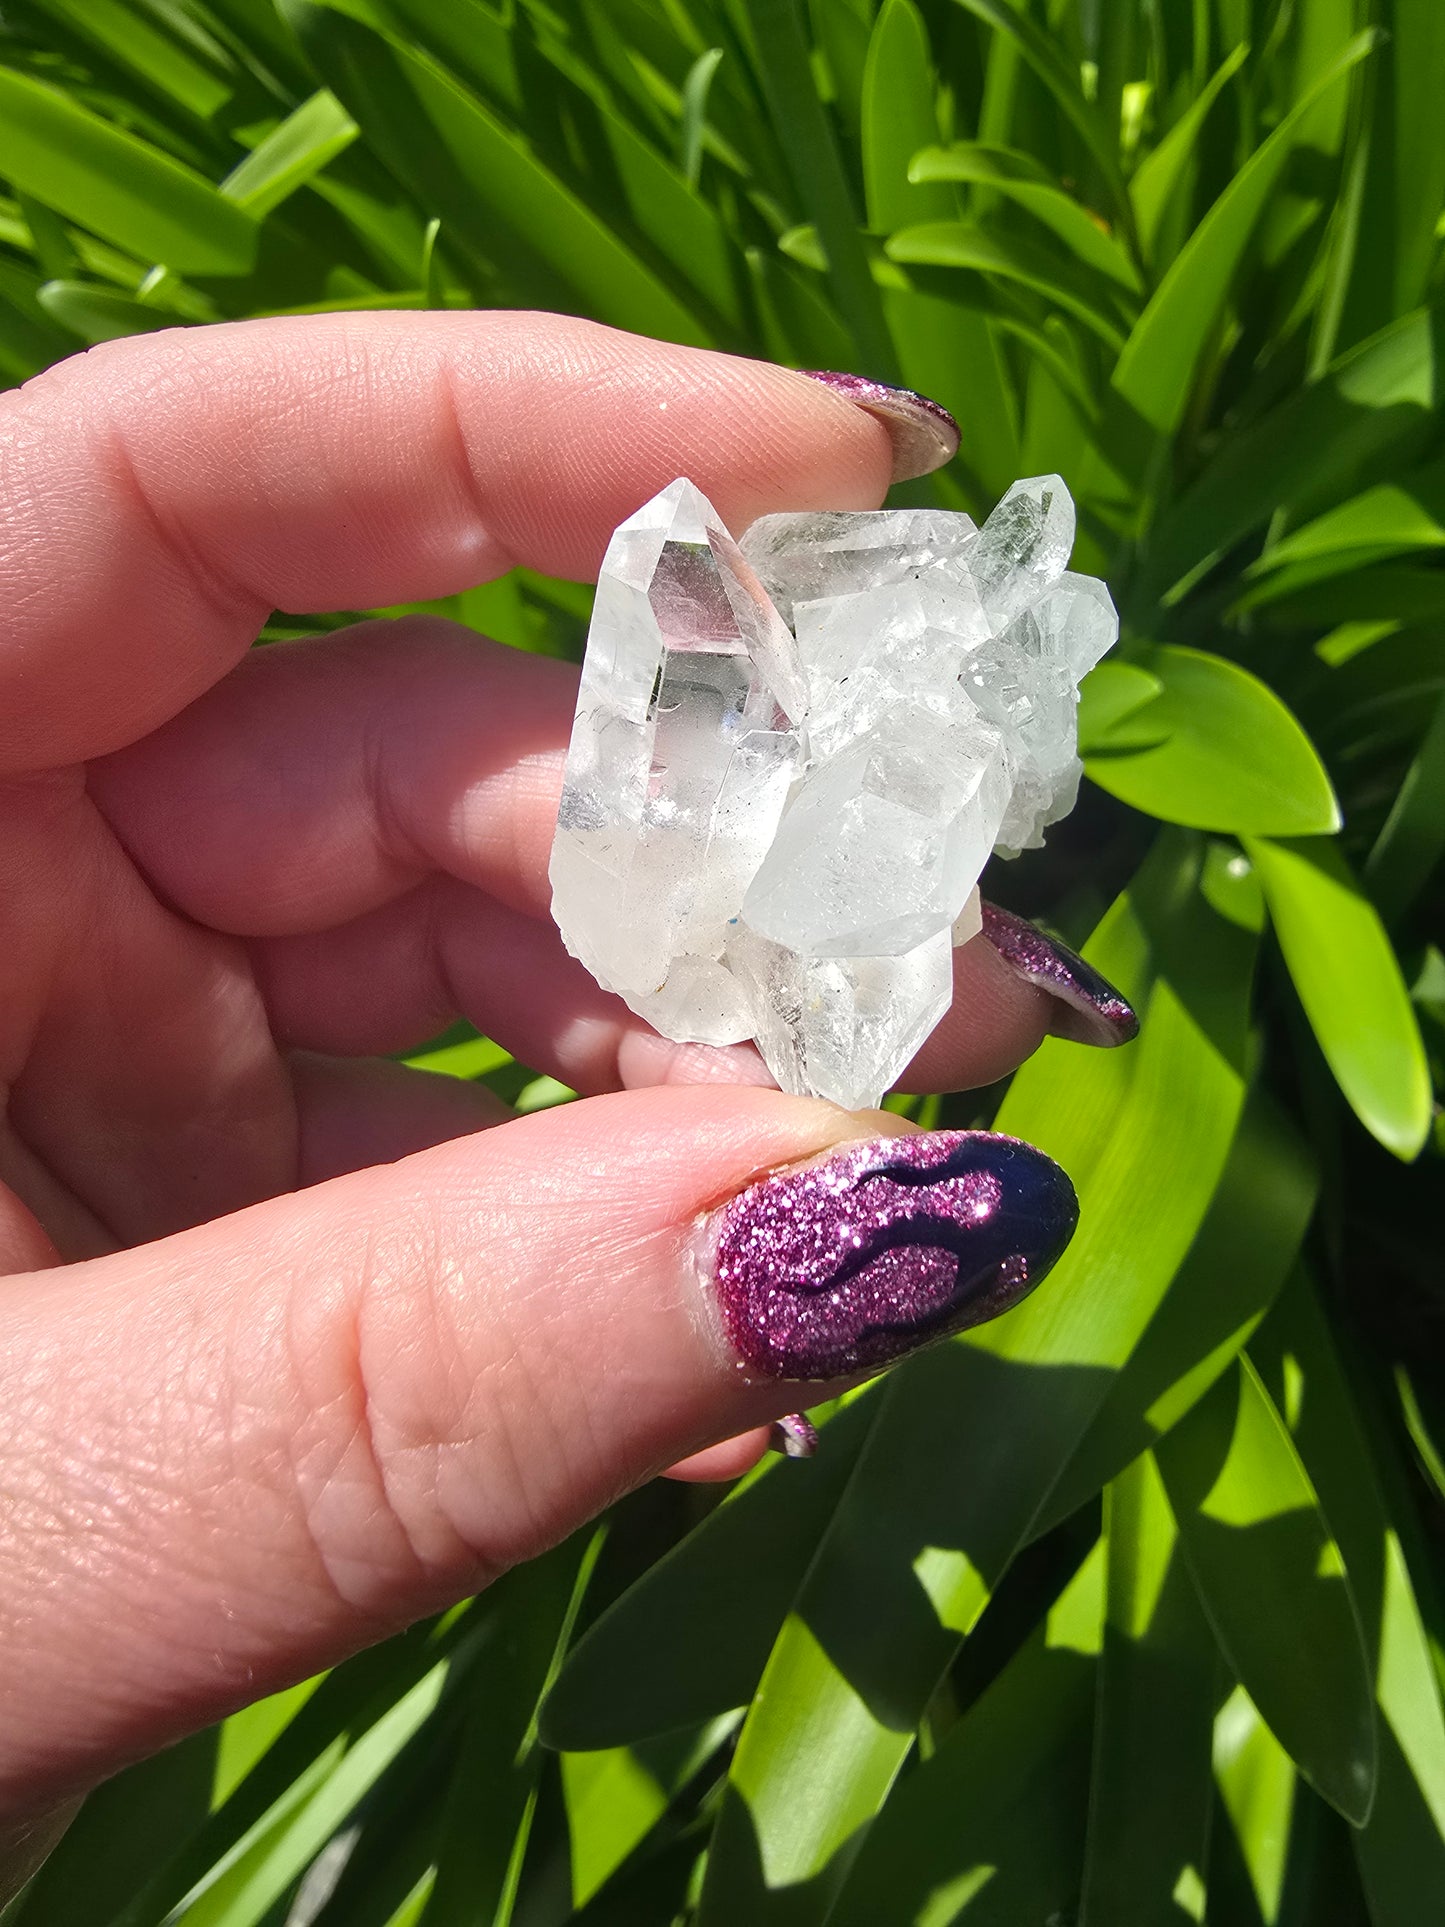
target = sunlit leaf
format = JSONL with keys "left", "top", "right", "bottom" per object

{"left": 911, "top": 144, "right": 1141, "bottom": 290}
{"left": 1157, "top": 1357, "right": 1376, "bottom": 1825}
{"left": 1251, "top": 1269, "right": 1445, "bottom": 1915}
{"left": 1079, "top": 1453, "right": 1216, "bottom": 1926}
{"left": 1128, "top": 40, "right": 1250, "bottom": 267}
{"left": 1110, "top": 33, "right": 1377, "bottom": 438}
{"left": 824, "top": 1545, "right": 1104, "bottom": 1927}
{"left": 220, "top": 91, "right": 359, "bottom": 218}
{"left": 0, "top": 68, "right": 258, "bottom": 275}
{"left": 1034, "top": 1088, "right": 1317, "bottom": 1542}
{"left": 1085, "top": 645, "right": 1341, "bottom": 836}
{"left": 542, "top": 1396, "right": 874, "bottom": 1749}
{"left": 887, "top": 220, "right": 1128, "bottom": 348}
{"left": 1244, "top": 835, "right": 1432, "bottom": 1158}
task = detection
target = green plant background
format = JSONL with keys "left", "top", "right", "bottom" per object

{"left": 2, "top": 0, "right": 1444, "bottom": 1921}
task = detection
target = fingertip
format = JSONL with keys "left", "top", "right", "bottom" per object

{"left": 900, "top": 934, "right": 1053, "bottom": 1093}
{"left": 795, "top": 371, "right": 961, "bottom": 483}
{"left": 662, "top": 1427, "right": 773, "bottom": 1482}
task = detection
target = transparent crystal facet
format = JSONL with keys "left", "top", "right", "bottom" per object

{"left": 550, "top": 473, "right": 1116, "bottom": 1109}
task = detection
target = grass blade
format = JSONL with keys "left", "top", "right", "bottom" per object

{"left": 1110, "top": 32, "right": 1378, "bottom": 440}
{"left": 738, "top": 0, "right": 896, "bottom": 376}
{"left": 887, "top": 220, "right": 1129, "bottom": 349}
{"left": 1128, "top": 40, "right": 1250, "bottom": 270}
{"left": 0, "top": 67, "right": 258, "bottom": 276}
{"left": 219, "top": 90, "right": 359, "bottom": 218}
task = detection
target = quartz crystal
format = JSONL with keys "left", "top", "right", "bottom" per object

{"left": 549, "top": 474, "right": 1116, "bottom": 1110}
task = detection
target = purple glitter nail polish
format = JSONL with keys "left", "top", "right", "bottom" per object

{"left": 799, "top": 370, "right": 960, "bottom": 483}
{"left": 770, "top": 1413, "right": 820, "bottom": 1458}
{"left": 981, "top": 901, "right": 1140, "bottom": 1049}
{"left": 710, "top": 1132, "right": 1078, "bottom": 1381}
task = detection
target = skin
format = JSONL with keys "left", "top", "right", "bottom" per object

{"left": 0, "top": 312, "right": 1053, "bottom": 1876}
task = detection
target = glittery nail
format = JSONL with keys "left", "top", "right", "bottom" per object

{"left": 769, "top": 1412, "right": 820, "bottom": 1458}
{"left": 981, "top": 901, "right": 1140, "bottom": 1049}
{"left": 706, "top": 1131, "right": 1078, "bottom": 1382}
{"left": 799, "top": 370, "right": 960, "bottom": 482}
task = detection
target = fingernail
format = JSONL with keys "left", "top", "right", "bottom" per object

{"left": 706, "top": 1131, "right": 1078, "bottom": 1381}
{"left": 981, "top": 901, "right": 1140, "bottom": 1049}
{"left": 769, "top": 1412, "right": 820, "bottom": 1458}
{"left": 799, "top": 370, "right": 960, "bottom": 482}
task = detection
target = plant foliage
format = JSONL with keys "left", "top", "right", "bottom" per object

{"left": 2, "top": 0, "right": 1443, "bottom": 1921}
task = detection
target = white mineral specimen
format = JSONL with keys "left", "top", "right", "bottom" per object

{"left": 549, "top": 474, "right": 1116, "bottom": 1110}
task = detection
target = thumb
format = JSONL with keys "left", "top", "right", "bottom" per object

{"left": 0, "top": 1086, "right": 1075, "bottom": 1816}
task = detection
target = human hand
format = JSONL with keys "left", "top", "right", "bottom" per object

{"left": 0, "top": 313, "right": 1127, "bottom": 1853}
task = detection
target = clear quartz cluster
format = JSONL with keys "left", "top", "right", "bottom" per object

{"left": 549, "top": 474, "right": 1116, "bottom": 1110}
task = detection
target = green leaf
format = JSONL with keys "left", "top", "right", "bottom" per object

{"left": 283, "top": 0, "right": 712, "bottom": 345}
{"left": 422, "top": 1535, "right": 598, "bottom": 1927}
{"left": 1085, "top": 645, "right": 1341, "bottom": 836}
{"left": 35, "top": 280, "right": 180, "bottom": 343}
{"left": 541, "top": 1395, "right": 874, "bottom": 1749}
{"left": 738, "top": 0, "right": 897, "bottom": 377}
{"left": 1076, "top": 659, "right": 1164, "bottom": 749}
{"left": 1127, "top": 40, "right": 1251, "bottom": 268}
{"left": 946, "top": 0, "right": 1135, "bottom": 246}
{"left": 1110, "top": 32, "right": 1378, "bottom": 438}
{"left": 0, "top": 68, "right": 258, "bottom": 277}
{"left": 1156, "top": 1356, "right": 1376, "bottom": 1826}
{"left": 213, "top": 1678, "right": 326, "bottom": 1808}
{"left": 1386, "top": 0, "right": 1445, "bottom": 315}
{"left": 1139, "top": 306, "right": 1442, "bottom": 612}
{"left": 1213, "top": 1685, "right": 1299, "bottom": 1924}
{"left": 861, "top": 1, "right": 950, "bottom": 233}
{"left": 220, "top": 91, "right": 359, "bottom": 218}
{"left": 680, "top": 47, "right": 725, "bottom": 189}
{"left": 886, "top": 221, "right": 1128, "bottom": 348}
{"left": 911, "top": 144, "right": 1141, "bottom": 290}
{"left": 404, "top": 1035, "right": 513, "bottom": 1080}
{"left": 697, "top": 833, "right": 1255, "bottom": 1922}
{"left": 0, "top": 257, "right": 72, "bottom": 382}
{"left": 1251, "top": 1269, "right": 1445, "bottom": 1917}
{"left": 1259, "top": 564, "right": 1445, "bottom": 636}
{"left": 31, "top": 0, "right": 235, "bottom": 121}
{"left": 110, "top": 1610, "right": 485, "bottom": 1927}
{"left": 562, "top": 1719, "right": 736, "bottom": 1910}
{"left": 1079, "top": 1453, "right": 1217, "bottom": 1926}
{"left": 8, "top": 1732, "right": 218, "bottom": 1924}
{"left": 825, "top": 1544, "right": 1103, "bottom": 1927}
{"left": 1365, "top": 692, "right": 1445, "bottom": 920}
{"left": 174, "top": 1666, "right": 450, "bottom": 1926}
{"left": 1033, "top": 1088, "right": 1317, "bottom": 1544}
{"left": 1249, "top": 458, "right": 1445, "bottom": 584}
{"left": 1244, "top": 835, "right": 1432, "bottom": 1159}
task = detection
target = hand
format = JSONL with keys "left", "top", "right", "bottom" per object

{"left": 0, "top": 313, "right": 1097, "bottom": 1855}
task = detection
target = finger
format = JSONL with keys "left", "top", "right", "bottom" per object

{"left": 251, "top": 877, "right": 1050, "bottom": 1096}
{"left": 91, "top": 616, "right": 573, "bottom": 939}
{"left": 91, "top": 622, "right": 1059, "bottom": 1094}
{"left": 0, "top": 1092, "right": 1082, "bottom": 1813}
{"left": 287, "top": 1051, "right": 512, "bottom": 1187}
{"left": 663, "top": 1431, "right": 774, "bottom": 1482}
{"left": 1, "top": 313, "right": 903, "bottom": 773}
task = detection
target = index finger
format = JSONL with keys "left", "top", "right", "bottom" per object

{"left": 0, "top": 312, "right": 927, "bottom": 773}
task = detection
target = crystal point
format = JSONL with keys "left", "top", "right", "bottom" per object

{"left": 550, "top": 474, "right": 1115, "bottom": 1109}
